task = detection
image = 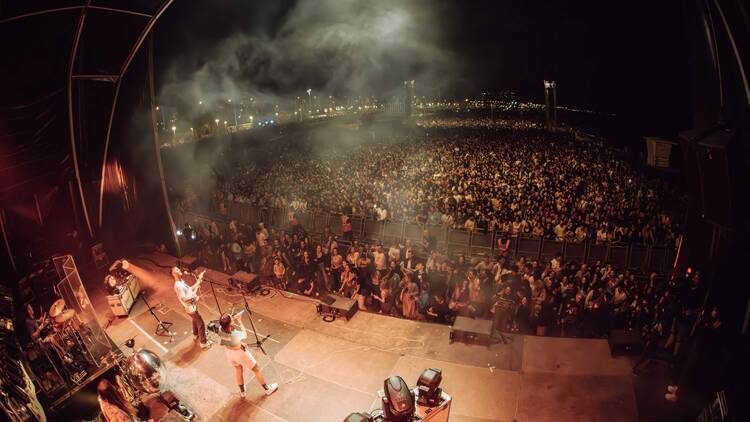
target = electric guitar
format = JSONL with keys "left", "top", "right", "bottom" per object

{"left": 180, "top": 271, "right": 205, "bottom": 314}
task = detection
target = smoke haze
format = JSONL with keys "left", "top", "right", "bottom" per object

{"left": 157, "top": 0, "right": 462, "bottom": 110}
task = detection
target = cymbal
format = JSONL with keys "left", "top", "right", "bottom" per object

{"left": 49, "top": 299, "right": 67, "bottom": 317}
{"left": 54, "top": 309, "right": 76, "bottom": 323}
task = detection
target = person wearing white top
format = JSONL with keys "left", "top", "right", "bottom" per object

{"left": 172, "top": 267, "right": 212, "bottom": 349}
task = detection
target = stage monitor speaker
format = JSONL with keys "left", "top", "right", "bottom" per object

{"left": 608, "top": 329, "right": 644, "bottom": 356}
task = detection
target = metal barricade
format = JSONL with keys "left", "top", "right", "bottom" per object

{"left": 189, "top": 201, "right": 678, "bottom": 276}
{"left": 516, "top": 236, "right": 541, "bottom": 259}
{"left": 541, "top": 239, "right": 564, "bottom": 262}
{"left": 587, "top": 243, "right": 608, "bottom": 265}
{"left": 607, "top": 244, "right": 629, "bottom": 269}
{"left": 565, "top": 240, "right": 586, "bottom": 263}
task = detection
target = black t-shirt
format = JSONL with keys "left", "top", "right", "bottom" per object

{"left": 429, "top": 271, "right": 447, "bottom": 296}
{"left": 356, "top": 267, "right": 371, "bottom": 296}
{"left": 298, "top": 260, "right": 317, "bottom": 279}
{"left": 429, "top": 300, "right": 451, "bottom": 323}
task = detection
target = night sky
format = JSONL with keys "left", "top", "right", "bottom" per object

{"left": 155, "top": 0, "right": 692, "bottom": 135}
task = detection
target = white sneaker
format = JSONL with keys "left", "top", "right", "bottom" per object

{"left": 264, "top": 383, "right": 278, "bottom": 396}
{"left": 200, "top": 340, "right": 213, "bottom": 349}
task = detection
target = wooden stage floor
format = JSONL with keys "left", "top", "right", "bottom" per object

{"left": 92, "top": 253, "right": 639, "bottom": 422}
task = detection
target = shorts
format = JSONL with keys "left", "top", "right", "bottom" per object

{"left": 224, "top": 346, "right": 257, "bottom": 369}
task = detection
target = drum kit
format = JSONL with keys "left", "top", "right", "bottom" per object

{"left": 35, "top": 299, "right": 93, "bottom": 384}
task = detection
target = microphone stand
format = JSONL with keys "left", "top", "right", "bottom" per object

{"left": 139, "top": 290, "right": 173, "bottom": 337}
{"left": 196, "top": 273, "right": 223, "bottom": 315}
{"left": 239, "top": 290, "right": 271, "bottom": 355}
{"left": 191, "top": 272, "right": 270, "bottom": 355}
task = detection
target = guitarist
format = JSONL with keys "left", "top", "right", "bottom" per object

{"left": 172, "top": 267, "right": 212, "bottom": 349}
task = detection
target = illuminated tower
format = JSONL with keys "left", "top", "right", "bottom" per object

{"left": 544, "top": 80, "right": 558, "bottom": 129}
{"left": 404, "top": 80, "right": 414, "bottom": 118}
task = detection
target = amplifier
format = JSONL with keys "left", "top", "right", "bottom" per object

{"left": 230, "top": 271, "right": 261, "bottom": 294}
{"left": 316, "top": 294, "right": 358, "bottom": 321}
{"left": 608, "top": 329, "right": 644, "bottom": 356}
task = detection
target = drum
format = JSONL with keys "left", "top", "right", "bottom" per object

{"left": 38, "top": 320, "right": 55, "bottom": 339}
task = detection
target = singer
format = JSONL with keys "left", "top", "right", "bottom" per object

{"left": 218, "top": 312, "right": 278, "bottom": 397}
{"left": 172, "top": 267, "right": 212, "bottom": 349}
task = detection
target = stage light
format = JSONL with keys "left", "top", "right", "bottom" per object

{"left": 343, "top": 412, "right": 373, "bottom": 422}
{"left": 416, "top": 368, "right": 442, "bottom": 407}
{"left": 381, "top": 376, "right": 414, "bottom": 421}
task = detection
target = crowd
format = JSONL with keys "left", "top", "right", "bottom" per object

{"left": 183, "top": 211, "right": 702, "bottom": 341}
{"left": 176, "top": 116, "right": 693, "bottom": 339}
{"left": 216, "top": 117, "right": 682, "bottom": 246}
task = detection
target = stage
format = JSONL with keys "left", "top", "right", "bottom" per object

{"left": 90, "top": 253, "right": 639, "bottom": 421}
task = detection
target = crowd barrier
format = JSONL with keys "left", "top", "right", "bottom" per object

{"left": 177, "top": 202, "right": 676, "bottom": 276}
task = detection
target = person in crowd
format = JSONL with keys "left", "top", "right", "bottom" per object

{"left": 330, "top": 246, "right": 344, "bottom": 292}
{"left": 400, "top": 274, "right": 421, "bottom": 320}
{"left": 426, "top": 294, "right": 451, "bottom": 324}
{"left": 338, "top": 263, "right": 358, "bottom": 298}
{"left": 296, "top": 250, "right": 318, "bottom": 296}
{"left": 372, "top": 276, "right": 396, "bottom": 316}
{"left": 272, "top": 257, "right": 287, "bottom": 290}
{"left": 341, "top": 214, "right": 354, "bottom": 241}
{"left": 402, "top": 249, "right": 418, "bottom": 272}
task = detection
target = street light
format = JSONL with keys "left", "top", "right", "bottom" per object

{"left": 306, "top": 88, "right": 312, "bottom": 116}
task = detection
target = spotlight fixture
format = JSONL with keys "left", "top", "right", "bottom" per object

{"left": 381, "top": 376, "right": 414, "bottom": 422}
{"left": 416, "top": 368, "right": 442, "bottom": 407}
{"left": 343, "top": 412, "right": 373, "bottom": 422}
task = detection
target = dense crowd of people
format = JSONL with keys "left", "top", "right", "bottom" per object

{"left": 215, "top": 117, "right": 682, "bottom": 246}
{"left": 182, "top": 210, "right": 704, "bottom": 344}
{"left": 175, "top": 116, "right": 695, "bottom": 341}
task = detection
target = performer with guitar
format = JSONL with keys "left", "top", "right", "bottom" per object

{"left": 172, "top": 267, "right": 212, "bottom": 349}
